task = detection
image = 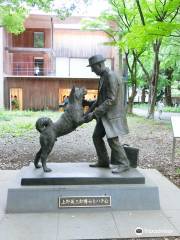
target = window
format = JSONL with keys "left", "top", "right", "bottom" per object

{"left": 34, "top": 58, "right": 44, "bottom": 76}
{"left": 34, "top": 32, "right": 44, "bottom": 48}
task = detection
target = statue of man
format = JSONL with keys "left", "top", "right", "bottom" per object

{"left": 84, "top": 54, "right": 130, "bottom": 173}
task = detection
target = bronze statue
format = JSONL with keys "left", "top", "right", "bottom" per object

{"left": 84, "top": 54, "right": 130, "bottom": 174}
{"left": 34, "top": 86, "right": 87, "bottom": 172}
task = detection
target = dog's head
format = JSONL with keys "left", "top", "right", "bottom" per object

{"left": 69, "top": 86, "right": 87, "bottom": 103}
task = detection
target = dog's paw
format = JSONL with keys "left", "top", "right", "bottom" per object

{"left": 34, "top": 164, "right": 42, "bottom": 169}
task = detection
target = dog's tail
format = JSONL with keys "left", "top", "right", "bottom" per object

{"left": 36, "top": 117, "right": 53, "bottom": 133}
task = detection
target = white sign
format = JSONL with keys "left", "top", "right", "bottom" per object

{"left": 171, "top": 116, "right": 180, "bottom": 138}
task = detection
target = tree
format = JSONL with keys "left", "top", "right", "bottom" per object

{"left": 82, "top": 0, "right": 145, "bottom": 113}
{"left": 122, "top": 0, "right": 180, "bottom": 118}
{"left": 82, "top": 0, "right": 180, "bottom": 117}
{"left": 83, "top": 0, "right": 180, "bottom": 117}
{"left": 159, "top": 37, "right": 180, "bottom": 105}
{"left": 125, "top": 51, "right": 139, "bottom": 113}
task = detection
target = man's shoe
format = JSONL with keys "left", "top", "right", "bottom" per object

{"left": 112, "top": 165, "right": 129, "bottom": 174}
{"left": 89, "top": 163, "right": 109, "bottom": 168}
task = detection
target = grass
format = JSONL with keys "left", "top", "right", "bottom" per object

{"left": 0, "top": 109, "right": 60, "bottom": 120}
{"left": 164, "top": 106, "right": 180, "bottom": 113}
{"left": 0, "top": 121, "right": 34, "bottom": 137}
{"left": 127, "top": 112, "right": 171, "bottom": 128}
{"left": 134, "top": 103, "right": 180, "bottom": 113}
{"left": 0, "top": 109, "right": 172, "bottom": 137}
{"left": 133, "top": 103, "right": 148, "bottom": 109}
{"left": 176, "top": 168, "right": 180, "bottom": 174}
{"left": 0, "top": 110, "right": 61, "bottom": 137}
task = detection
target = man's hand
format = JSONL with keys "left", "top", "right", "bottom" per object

{"left": 84, "top": 112, "right": 95, "bottom": 123}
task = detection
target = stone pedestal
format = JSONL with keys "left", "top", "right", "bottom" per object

{"left": 6, "top": 163, "right": 160, "bottom": 213}
{"left": 21, "top": 162, "right": 145, "bottom": 185}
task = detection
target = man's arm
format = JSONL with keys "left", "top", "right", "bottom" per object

{"left": 93, "top": 72, "right": 118, "bottom": 118}
{"left": 84, "top": 72, "right": 118, "bottom": 123}
{"left": 83, "top": 100, "right": 97, "bottom": 123}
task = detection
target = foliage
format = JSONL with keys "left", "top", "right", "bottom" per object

{"left": 82, "top": 0, "right": 138, "bottom": 45}
{"left": 121, "top": 23, "right": 179, "bottom": 51}
{"left": 160, "top": 37, "right": 180, "bottom": 75}
{"left": 82, "top": 1, "right": 180, "bottom": 88}
{"left": 155, "top": 36, "right": 180, "bottom": 101}
{"left": 120, "top": 0, "right": 180, "bottom": 50}
{"left": 130, "top": 1, "right": 179, "bottom": 117}
{"left": 82, "top": 0, "right": 145, "bottom": 113}
{"left": 0, "top": 3, "right": 27, "bottom": 34}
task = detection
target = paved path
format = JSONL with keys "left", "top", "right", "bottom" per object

{"left": 133, "top": 108, "right": 180, "bottom": 121}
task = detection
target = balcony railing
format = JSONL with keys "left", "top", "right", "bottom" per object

{"left": 12, "top": 62, "right": 54, "bottom": 76}
{"left": 9, "top": 60, "right": 100, "bottom": 78}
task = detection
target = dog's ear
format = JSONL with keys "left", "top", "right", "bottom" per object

{"left": 69, "top": 86, "right": 75, "bottom": 103}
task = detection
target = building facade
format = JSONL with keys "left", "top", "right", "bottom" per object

{"left": 3, "top": 14, "right": 121, "bottom": 110}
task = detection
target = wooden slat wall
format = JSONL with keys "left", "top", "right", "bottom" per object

{"left": 54, "top": 29, "right": 113, "bottom": 58}
{"left": 4, "top": 77, "right": 98, "bottom": 110}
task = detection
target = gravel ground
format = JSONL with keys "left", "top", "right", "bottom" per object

{"left": 0, "top": 116, "right": 180, "bottom": 240}
{"left": 0, "top": 116, "right": 179, "bottom": 187}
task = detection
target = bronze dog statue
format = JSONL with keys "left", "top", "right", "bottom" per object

{"left": 34, "top": 86, "right": 87, "bottom": 172}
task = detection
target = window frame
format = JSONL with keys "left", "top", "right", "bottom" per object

{"left": 33, "top": 32, "right": 45, "bottom": 48}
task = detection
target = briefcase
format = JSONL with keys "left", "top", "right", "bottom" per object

{"left": 123, "top": 144, "right": 139, "bottom": 168}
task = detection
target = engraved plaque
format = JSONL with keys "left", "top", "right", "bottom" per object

{"left": 59, "top": 196, "right": 111, "bottom": 208}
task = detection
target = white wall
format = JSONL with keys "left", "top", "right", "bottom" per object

{"left": 56, "top": 57, "right": 69, "bottom": 77}
{"left": 56, "top": 57, "right": 112, "bottom": 78}
{"left": 0, "top": 27, "right": 4, "bottom": 108}
{"left": 70, "top": 58, "right": 97, "bottom": 78}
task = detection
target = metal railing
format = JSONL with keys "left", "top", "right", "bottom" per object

{"left": 12, "top": 62, "right": 54, "bottom": 76}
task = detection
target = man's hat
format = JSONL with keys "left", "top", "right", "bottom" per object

{"left": 87, "top": 55, "right": 106, "bottom": 67}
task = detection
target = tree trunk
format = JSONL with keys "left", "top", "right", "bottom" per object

{"left": 141, "top": 87, "right": 146, "bottom": 103}
{"left": 165, "top": 85, "right": 173, "bottom": 106}
{"left": 147, "top": 40, "right": 161, "bottom": 119}
{"left": 127, "top": 85, "right": 137, "bottom": 114}
{"left": 125, "top": 52, "right": 138, "bottom": 114}
{"left": 164, "top": 67, "right": 174, "bottom": 106}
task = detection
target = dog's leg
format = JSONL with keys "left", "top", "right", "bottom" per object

{"left": 34, "top": 148, "right": 42, "bottom": 168}
{"left": 41, "top": 149, "right": 51, "bottom": 172}
{"left": 40, "top": 144, "right": 54, "bottom": 172}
